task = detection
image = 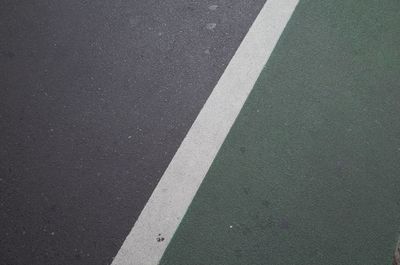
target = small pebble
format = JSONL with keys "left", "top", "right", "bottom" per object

{"left": 206, "top": 23, "right": 217, "bottom": 31}
{"left": 208, "top": 5, "right": 218, "bottom": 11}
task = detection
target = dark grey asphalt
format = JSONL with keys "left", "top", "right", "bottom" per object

{"left": 0, "top": 1, "right": 266, "bottom": 264}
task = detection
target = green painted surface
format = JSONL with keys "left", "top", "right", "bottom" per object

{"left": 161, "top": 1, "right": 400, "bottom": 264}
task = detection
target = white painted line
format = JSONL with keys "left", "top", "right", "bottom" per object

{"left": 112, "top": 0, "right": 299, "bottom": 264}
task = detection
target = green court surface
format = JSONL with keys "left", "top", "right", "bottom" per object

{"left": 160, "top": 1, "right": 400, "bottom": 264}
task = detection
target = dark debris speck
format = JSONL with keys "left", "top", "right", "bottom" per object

{"left": 262, "top": 199, "right": 270, "bottom": 207}
{"left": 156, "top": 234, "right": 165, "bottom": 242}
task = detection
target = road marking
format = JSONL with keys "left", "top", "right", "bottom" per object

{"left": 111, "top": 0, "right": 299, "bottom": 264}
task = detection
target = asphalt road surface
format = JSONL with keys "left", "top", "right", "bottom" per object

{"left": 1, "top": 1, "right": 265, "bottom": 264}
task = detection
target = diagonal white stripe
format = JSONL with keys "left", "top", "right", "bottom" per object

{"left": 112, "top": 0, "right": 299, "bottom": 264}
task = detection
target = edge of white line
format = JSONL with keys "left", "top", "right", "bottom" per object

{"left": 112, "top": 1, "right": 299, "bottom": 264}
